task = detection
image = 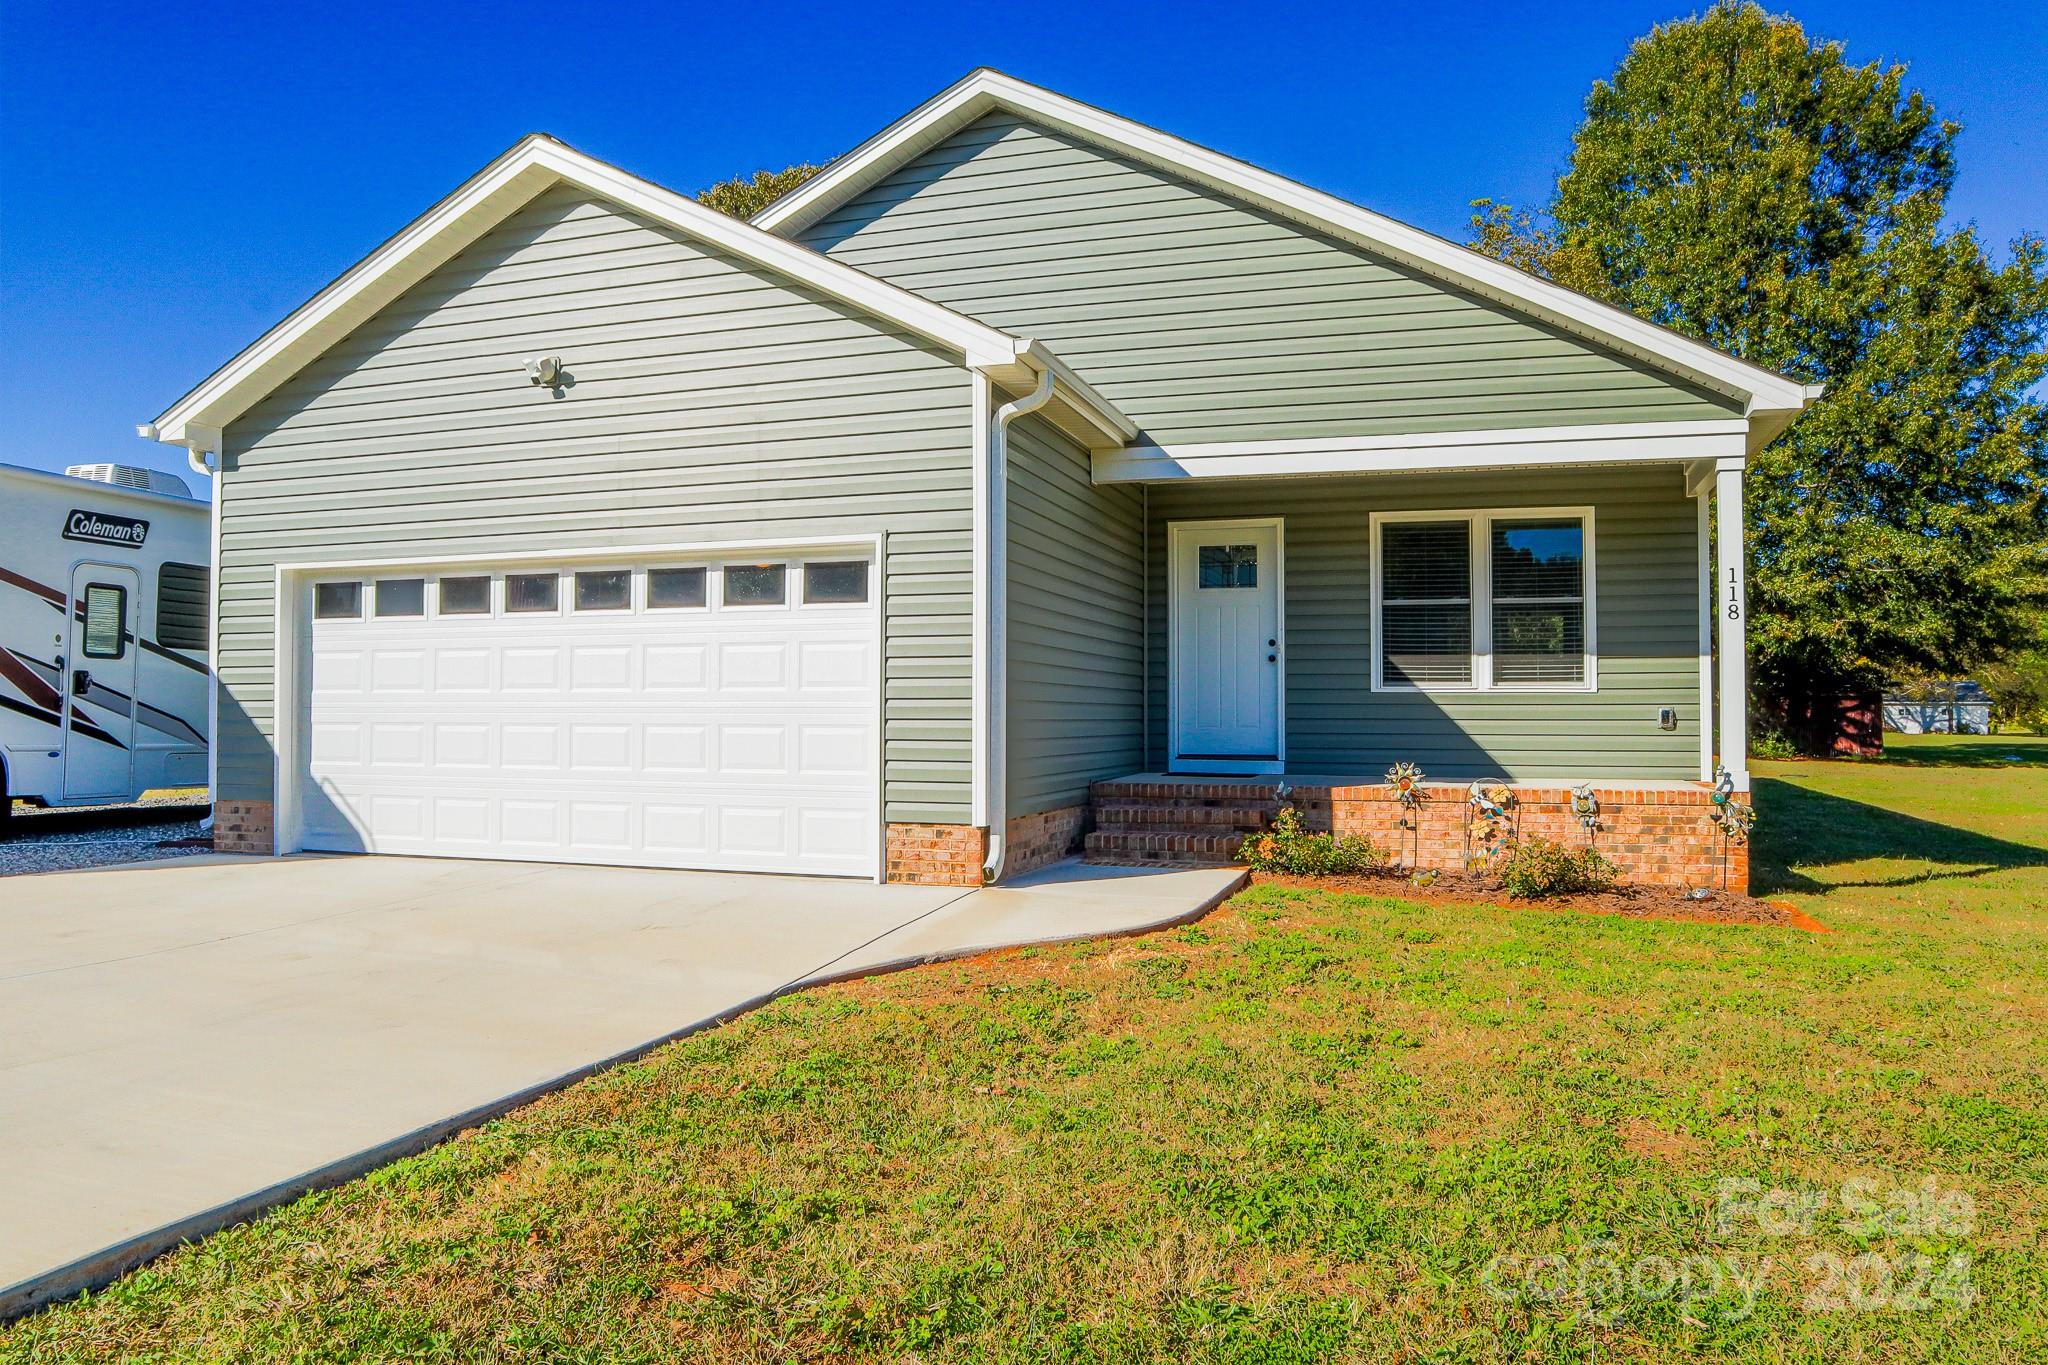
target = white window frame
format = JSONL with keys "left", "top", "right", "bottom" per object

{"left": 1370, "top": 506, "right": 1597, "bottom": 693}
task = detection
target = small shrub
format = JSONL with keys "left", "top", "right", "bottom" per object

{"left": 1240, "top": 806, "right": 1386, "bottom": 876}
{"left": 1749, "top": 727, "right": 1802, "bottom": 761}
{"left": 1494, "top": 837, "right": 1619, "bottom": 899}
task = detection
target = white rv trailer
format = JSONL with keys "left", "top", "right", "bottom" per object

{"left": 1, "top": 462, "right": 210, "bottom": 823}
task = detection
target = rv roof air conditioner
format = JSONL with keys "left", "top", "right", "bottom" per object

{"left": 63, "top": 463, "right": 191, "bottom": 497}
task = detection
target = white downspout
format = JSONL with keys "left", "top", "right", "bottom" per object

{"left": 980, "top": 361, "right": 1056, "bottom": 883}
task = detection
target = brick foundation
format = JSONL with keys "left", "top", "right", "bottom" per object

{"left": 1003, "top": 804, "right": 1090, "bottom": 878}
{"left": 1325, "top": 783, "right": 1749, "bottom": 893}
{"left": 212, "top": 800, "right": 275, "bottom": 856}
{"left": 1087, "top": 777, "right": 1751, "bottom": 892}
{"left": 885, "top": 822, "right": 987, "bottom": 885}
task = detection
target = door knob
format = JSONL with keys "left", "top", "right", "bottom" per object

{"left": 72, "top": 668, "right": 92, "bottom": 697}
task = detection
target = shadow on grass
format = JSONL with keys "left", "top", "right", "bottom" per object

{"left": 1751, "top": 777, "right": 2048, "bottom": 896}
{"left": 1861, "top": 735, "right": 2047, "bottom": 769}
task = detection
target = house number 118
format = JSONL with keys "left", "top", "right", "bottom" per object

{"left": 1726, "top": 566, "right": 1742, "bottom": 620}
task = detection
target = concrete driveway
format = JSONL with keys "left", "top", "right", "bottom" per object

{"left": 0, "top": 852, "right": 1240, "bottom": 1316}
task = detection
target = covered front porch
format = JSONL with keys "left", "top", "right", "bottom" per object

{"left": 1111, "top": 445, "right": 1755, "bottom": 794}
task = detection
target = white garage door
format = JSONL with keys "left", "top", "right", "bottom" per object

{"left": 297, "top": 553, "right": 879, "bottom": 877}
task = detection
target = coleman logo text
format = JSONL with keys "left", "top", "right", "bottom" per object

{"left": 62, "top": 509, "right": 150, "bottom": 547}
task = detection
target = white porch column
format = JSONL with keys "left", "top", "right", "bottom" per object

{"left": 1714, "top": 457, "right": 1750, "bottom": 791}
{"left": 1696, "top": 488, "right": 1714, "bottom": 782}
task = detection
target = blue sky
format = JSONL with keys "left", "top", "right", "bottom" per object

{"left": 3, "top": 0, "right": 2042, "bottom": 495}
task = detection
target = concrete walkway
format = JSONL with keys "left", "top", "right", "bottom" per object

{"left": 0, "top": 852, "right": 1241, "bottom": 1316}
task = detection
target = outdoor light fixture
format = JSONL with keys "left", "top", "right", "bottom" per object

{"left": 525, "top": 355, "right": 563, "bottom": 386}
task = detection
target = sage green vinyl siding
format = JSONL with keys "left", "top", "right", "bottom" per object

{"left": 1147, "top": 467, "right": 1703, "bottom": 781}
{"left": 215, "top": 184, "right": 974, "bottom": 822}
{"left": 798, "top": 114, "right": 1740, "bottom": 445}
{"left": 1005, "top": 412, "right": 1144, "bottom": 815}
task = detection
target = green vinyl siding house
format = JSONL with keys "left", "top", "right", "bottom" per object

{"left": 145, "top": 69, "right": 1816, "bottom": 887}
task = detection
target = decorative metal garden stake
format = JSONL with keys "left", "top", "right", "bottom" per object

{"left": 1705, "top": 766, "right": 1756, "bottom": 891}
{"left": 1570, "top": 783, "right": 1600, "bottom": 843}
{"left": 1465, "top": 779, "right": 1517, "bottom": 871}
{"left": 1385, "top": 761, "right": 1425, "bottom": 869}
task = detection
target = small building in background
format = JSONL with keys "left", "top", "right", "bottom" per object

{"left": 1884, "top": 680, "right": 1992, "bottom": 735}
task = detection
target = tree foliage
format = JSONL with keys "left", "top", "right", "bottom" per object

{"left": 1471, "top": 2, "right": 2048, "bottom": 710}
{"left": 1975, "top": 613, "right": 2048, "bottom": 732}
{"left": 696, "top": 163, "right": 823, "bottom": 219}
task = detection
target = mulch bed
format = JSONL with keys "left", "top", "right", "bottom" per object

{"left": 1249, "top": 867, "right": 1826, "bottom": 931}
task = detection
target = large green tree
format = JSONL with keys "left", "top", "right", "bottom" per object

{"left": 1471, "top": 2, "right": 2048, "bottom": 733}
{"left": 696, "top": 163, "right": 822, "bottom": 219}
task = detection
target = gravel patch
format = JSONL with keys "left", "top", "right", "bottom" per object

{"left": 3, "top": 797, "right": 213, "bottom": 876}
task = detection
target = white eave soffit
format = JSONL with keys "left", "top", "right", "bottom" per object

{"left": 149, "top": 134, "right": 1134, "bottom": 452}
{"left": 757, "top": 69, "right": 1819, "bottom": 423}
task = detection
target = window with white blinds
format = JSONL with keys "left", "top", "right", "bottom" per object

{"left": 1373, "top": 509, "right": 1594, "bottom": 691}
{"left": 1491, "top": 519, "right": 1585, "bottom": 684}
{"left": 1379, "top": 521, "right": 1473, "bottom": 686}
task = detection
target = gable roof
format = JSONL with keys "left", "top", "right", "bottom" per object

{"left": 756, "top": 69, "right": 1821, "bottom": 446}
{"left": 148, "top": 133, "right": 1134, "bottom": 452}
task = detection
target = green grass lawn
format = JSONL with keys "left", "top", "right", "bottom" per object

{"left": 8, "top": 737, "right": 2045, "bottom": 1363}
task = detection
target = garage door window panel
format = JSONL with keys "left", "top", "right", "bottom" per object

{"left": 724, "top": 564, "right": 787, "bottom": 609}
{"left": 507, "top": 574, "right": 560, "bottom": 613}
{"left": 314, "top": 582, "right": 362, "bottom": 620}
{"left": 438, "top": 576, "right": 491, "bottom": 616}
{"left": 803, "top": 561, "right": 869, "bottom": 605}
{"left": 648, "top": 567, "right": 708, "bottom": 610}
{"left": 574, "top": 570, "right": 631, "bottom": 612}
{"left": 376, "top": 579, "right": 426, "bottom": 618}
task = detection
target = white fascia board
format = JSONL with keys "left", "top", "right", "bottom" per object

{"left": 759, "top": 70, "right": 1816, "bottom": 417}
{"left": 1094, "top": 419, "right": 1749, "bottom": 484}
{"left": 1016, "top": 340, "right": 1139, "bottom": 448}
{"left": 151, "top": 134, "right": 1030, "bottom": 445}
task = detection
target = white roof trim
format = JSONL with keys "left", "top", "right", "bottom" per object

{"left": 759, "top": 70, "right": 1817, "bottom": 422}
{"left": 1095, "top": 419, "right": 1749, "bottom": 484}
{"left": 151, "top": 134, "right": 1132, "bottom": 449}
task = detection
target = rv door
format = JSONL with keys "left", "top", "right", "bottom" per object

{"left": 63, "top": 563, "right": 140, "bottom": 801}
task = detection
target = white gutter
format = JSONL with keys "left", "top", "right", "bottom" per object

{"left": 979, "top": 359, "right": 1056, "bottom": 883}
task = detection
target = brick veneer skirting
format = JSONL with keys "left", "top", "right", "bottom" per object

{"left": 1324, "top": 783, "right": 1750, "bottom": 893}
{"left": 1004, "top": 804, "right": 1089, "bottom": 878}
{"left": 213, "top": 800, "right": 275, "bottom": 856}
{"left": 885, "top": 822, "right": 987, "bottom": 885}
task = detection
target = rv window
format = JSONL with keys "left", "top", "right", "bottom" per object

{"left": 314, "top": 582, "right": 361, "bottom": 619}
{"left": 375, "top": 579, "right": 426, "bottom": 617}
{"left": 157, "top": 562, "right": 209, "bottom": 651}
{"left": 82, "top": 584, "right": 127, "bottom": 659}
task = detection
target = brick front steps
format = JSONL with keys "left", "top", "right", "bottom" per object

{"left": 1084, "top": 776, "right": 1750, "bottom": 892}
{"left": 1083, "top": 780, "right": 1297, "bottom": 865}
